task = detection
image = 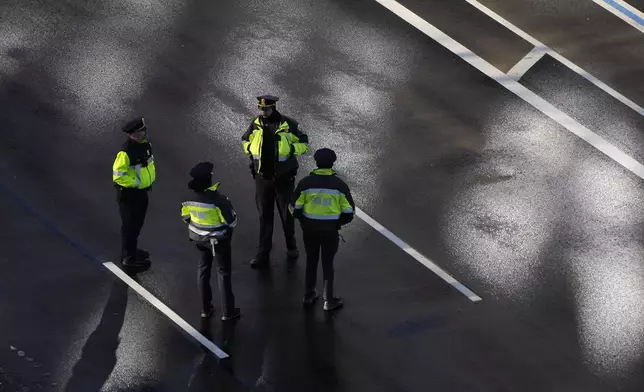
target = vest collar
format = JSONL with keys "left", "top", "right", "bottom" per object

{"left": 312, "top": 168, "right": 335, "bottom": 176}
{"left": 206, "top": 182, "right": 220, "bottom": 192}
{"left": 254, "top": 114, "right": 289, "bottom": 133}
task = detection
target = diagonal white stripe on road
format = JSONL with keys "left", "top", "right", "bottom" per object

{"left": 102, "top": 261, "right": 229, "bottom": 359}
{"left": 507, "top": 46, "right": 546, "bottom": 80}
{"left": 464, "top": 0, "right": 644, "bottom": 118}
{"left": 364, "top": 0, "right": 644, "bottom": 301}
{"left": 373, "top": 0, "right": 644, "bottom": 178}
{"left": 356, "top": 208, "right": 483, "bottom": 302}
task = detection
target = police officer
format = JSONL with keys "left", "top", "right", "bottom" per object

{"left": 112, "top": 117, "right": 155, "bottom": 268}
{"left": 241, "top": 95, "right": 309, "bottom": 268}
{"left": 289, "top": 148, "right": 355, "bottom": 311}
{"left": 181, "top": 162, "right": 240, "bottom": 321}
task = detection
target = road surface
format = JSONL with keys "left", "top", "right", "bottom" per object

{"left": 2, "top": 0, "right": 644, "bottom": 390}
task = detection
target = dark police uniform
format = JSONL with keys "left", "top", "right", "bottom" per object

{"left": 181, "top": 162, "right": 240, "bottom": 321}
{"left": 112, "top": 117, "right": 155, "bottom": 268}
{"left": 289, "top": 148, "right": 355, "bottom": 311}
{"left": 241, "top": 95, "right": 309, "bottom": 268}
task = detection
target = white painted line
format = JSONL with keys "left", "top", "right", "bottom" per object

{"left": 373, "top": 0, "right": 644, "bottom": 176}
{"left": 355, "top": 208, "right": 483, "bottom": 302}
{"left": 507, "top": 46, "right": 545, "bottom": 80}
{"left": 375, "top": 0, "right": 644, "bottom": 175}
{"left": 102, "top": 261, "right": 229, "bottom": 359}
{"left": 591, "top": 0, "right": 644, "bottom": 34}
{"left": 370, "top": 0, "right": 644, "bottom": 293}
{"left": 464, "top": 0, "right": 644, "bottom": 118}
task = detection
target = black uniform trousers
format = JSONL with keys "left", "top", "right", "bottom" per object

{"left": 196, "top": 239, "right": 235, "bottom": 314}
{"left": 117, "top": 187, "right": 148, "bottom": 261}
{"left": 303, "top": 229, "right": 339, "bottom": 300}
{"left": 255, "top": 175, "right": 297, "bottom": 258}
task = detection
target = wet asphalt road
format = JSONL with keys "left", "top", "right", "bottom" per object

{"left": 2, "top": 0, "right": 644, "bottom": 391}
{"left": 474, "top": 0, "right": 644, "bottom": 107}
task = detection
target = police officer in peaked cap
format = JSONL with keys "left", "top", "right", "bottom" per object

{"left": 112, "top": 117, "right": 156, "bottom": 269}
{"left": 241, "top": 95, "right": 310, "bottom": 268}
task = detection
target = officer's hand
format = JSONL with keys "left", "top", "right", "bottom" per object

{"left": 289, "top": 144, "right": 295, "bottom": 157}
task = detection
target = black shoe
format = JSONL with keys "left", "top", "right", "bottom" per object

{"left": 323, "top": 297, "right": 343, "bottom": 311}
{"left": 221, "top": 308, "right": 241, "bottom": 321}
{"left": 201, "top": 305, "right": 214, "bottom": 319}
{"left": 303, "top": 290, "right": 319, "bottom": 307}
{"left": 287, "top": 249, "right": 299, "bottom": 260}
{"left": 121, "top": 257, "right": 151, "bottom": 268}
{"left": 136, "top": 248, "right": 150, "bottom": 260}
{"left": 250, "top": 256, "right": 269, "bottom": 269}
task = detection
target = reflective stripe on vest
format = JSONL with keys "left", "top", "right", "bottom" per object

{"left": 246, "top": 119, "right": 297, "bottom": 173}
{"left": 130, "top": 155, "right": 155, "bottom": 188}
{"left": 181, "top": 201, "right": 227, "bottom": 231}
{"left": 294, "top": 187, "right": 351, "bottom": 220}
{"left": 181, "top": 184, "right": 237, "bottom": 235}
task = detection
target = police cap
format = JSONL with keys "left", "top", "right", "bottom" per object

{"left": 189, "top": 161, "right": 214, "bottom": 180}
{"left": 122, "top": 117, "right": 147, "bottom": 134}
{"left": 314, "top": 148, "right": 337, "bottom": 168}
{"left": 257, "top": 95, "right": 279, "bottom": 108}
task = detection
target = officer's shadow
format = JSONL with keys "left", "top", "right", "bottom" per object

{"left": 304, "top": 310, "right": 340, "bottom": 390}
{"left": 197, "top": 312, "right": 239, "bottom": 373}
{"left": 63, "top": 279, "right": 128, "bottom": 392}
{"left": 251, "top": 257, "right": 341, "bottom": 392}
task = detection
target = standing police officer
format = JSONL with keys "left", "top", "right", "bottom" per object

{"left": 241, "top": 95, "right": 309, "bottom": 269}
{"left": 181, "top": 162, "right": 240, "bottom": 321}
{"left": 112, "top": 117, "right": 155, "bottom": 269}
{"left": 289, "top": 148, "right": 355, "bottom": 311}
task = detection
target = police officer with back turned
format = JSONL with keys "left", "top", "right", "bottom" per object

{"left": 112, "top": 117, "right": 155, "bottom": 269}
{"left": 181, "top": 162, "right": 240, "bottom": 321}
{"left": 241, "top": 95, "right": 309, "bottom": 268}
{"left": 289, "top": 148, "right": 355, "bottom": 311}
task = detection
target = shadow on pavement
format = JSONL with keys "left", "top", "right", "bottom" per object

{"left": 64, "top": 280, "right": 129, "bottom": 392}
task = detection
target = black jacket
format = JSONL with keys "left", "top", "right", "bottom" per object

{"left": 290, "top": 169, "right": 355, "bottom": 231}
{"left": 241, "top": 111, "right": 308, "bottom": 179}
{"left": 183, "top": 183, "right": 237, "bottom": 242}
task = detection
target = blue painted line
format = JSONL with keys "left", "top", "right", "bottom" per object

{"left": 603, "top": 0, "right": 644, "bottom": 26}
{"left": 387, "top": 315, "right": 447, "bottom": 338}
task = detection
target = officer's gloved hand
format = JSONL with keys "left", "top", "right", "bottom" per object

{"left": 289, "top": 144, "right": 295, "bottom": 157}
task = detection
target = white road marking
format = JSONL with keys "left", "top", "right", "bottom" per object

{"left": 464, "top": 0, "right": 644, "bottom": 118}
{"left": 373, "top": 0, "right": 644, "bottom": 177}
{"left": 591, "top": 0, "right": 644, "bottom": 34}
{"left": 102, "top": 261, "right": 229, "bottom": 359}
{"left": 355, "top": 208, "right": 483, "bottom": 302}
{"left": 507, "top": 46, "right": 545, "bottom": 80}
{"left": 369, "top": 0, "right": 644, "bottom": 298}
